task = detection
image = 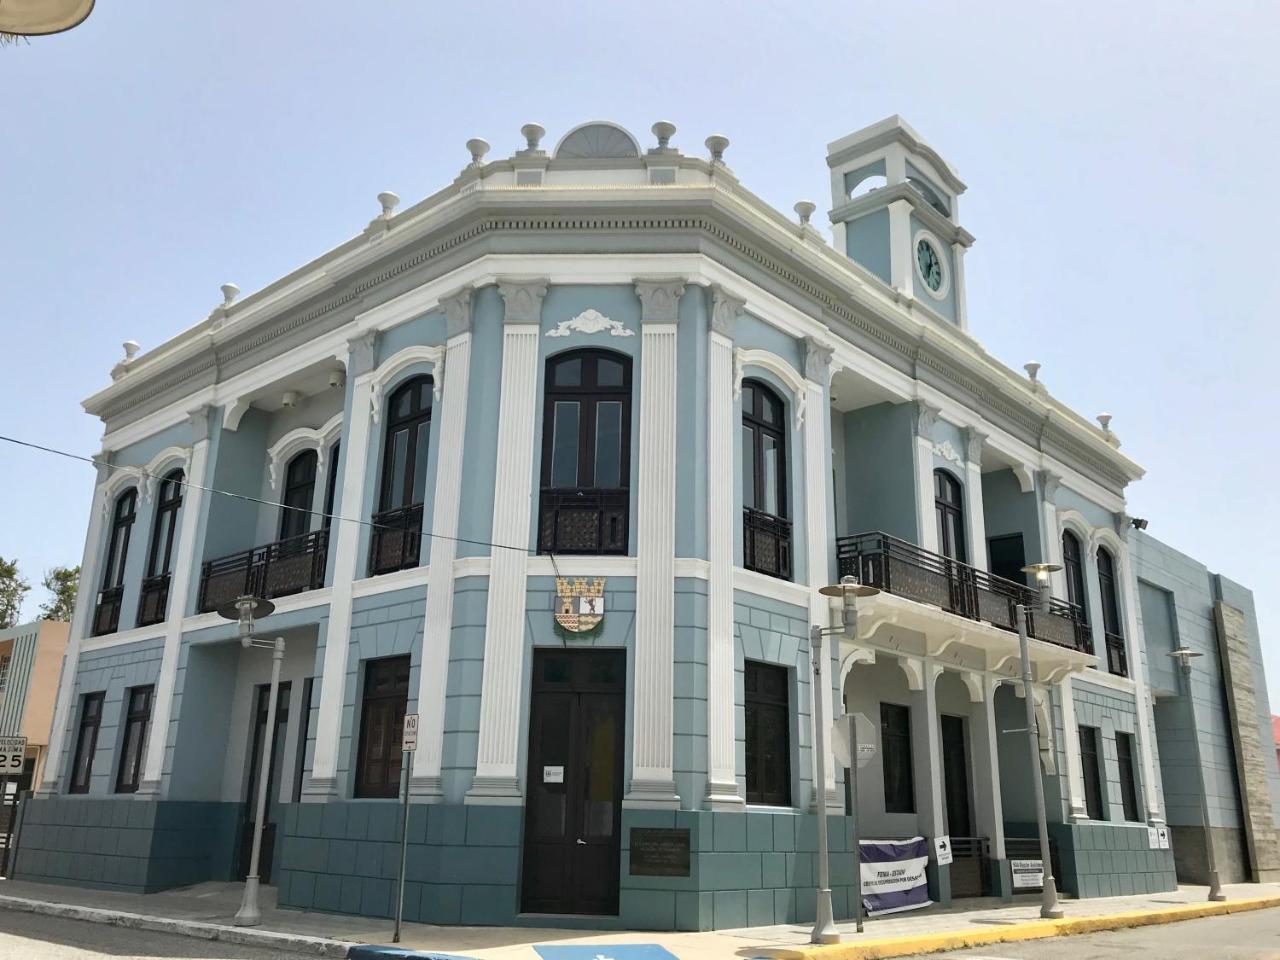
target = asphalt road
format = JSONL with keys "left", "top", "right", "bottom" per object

{"left": 939, "top": 906, "right": 1280, "bottom": 960}
{"left": 0, "top": 911, "right": 307, "bottom": 960}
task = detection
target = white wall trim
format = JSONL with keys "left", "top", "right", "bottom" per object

{"left": 265, "top": 414, "right": 343, "bottom": 491}
{"left": 369, "top": 345, "right": 445, "bottom": 422}
{"left": 351, "top": 565, "right": 431, "bottom": 598}
{"left": 734, "top": 347, "right": 807, "bottom": 428}
{"left": 138, "top": 446, "right": 192, "bottom": 501}
{"left": 731, "top": 567, "right": 812, "bottom": 609}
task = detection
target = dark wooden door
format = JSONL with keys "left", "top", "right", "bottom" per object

{"left": 521, "top": 649, "right": 625, "bottom": 916}
{"left": 987, "top": 534, "right": 1027, "bottom": 587}
{"left": 940, "top": 714, "right": 972, "bottom": 837}
{"left": 238, "top": 681, "right": 290, "bottom": 884}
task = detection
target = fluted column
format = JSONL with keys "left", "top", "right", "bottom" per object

{"left": 468, "top": 278, "right": 547, "bottom": 803}
{"left": 705, "top": 287, "right": 743, "bottom": 809}
{"left": 803, "top": 338, "right": 839, "bottom": 809}
{"left": 914, "top": 400, "right": 940, "bottom": 552}
{"left": 411, "top": 288, "right": 473, "bottom": 800}
{"left": 627, "top": 277, "right": 684, "bottom": 808}
{"left": 308, "top": 332, "right": 378, "bottom": 796}
{"left": 138, "top": 407, "right": 212, "bottom": 795}
{"left": 963, "top": 428, "right": 989, "bottom": 571}
{"left": 38, "top": 462, "right": 111, "bottom": 794}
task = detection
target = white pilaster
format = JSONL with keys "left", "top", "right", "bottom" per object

{"left": 705, "top": 286, "right": 743, "bottom": 809}
{"left": 307, "top": 332, "right": 378, "bottom": 796}
{"left": 411, "top": 288, "right": 473, "bottom": 800}
{"left": 909, "top": 659, "right": 945, "bottom": 837}
{"left": 627, "top": 277, "right": 684, "bottom": 808}
{"left": 1039, "top": 472, "right": 1067, "bottom": 597}
{"left": 963, "top": 428, "right": 988, "bottom": 571}
{"left": 914, "top": 400, "right": 940, "bottom": 553}
{"left": 1116, "top": 534, "right": 1162, "bottom": 821}
{"left": 38, "top": 463, "right": 111, "bottom": 794}
{"left": 469, "top": 278, "right": 547, "bottom": 803}
{"left": 138, "top": 408, "right": 211, "bottom": 795}
{"left": 888, "top": 198, "right": 915, "bottom": 299}
{"left": 803, "top": 338, "right": 839, "bottom": 809}
{"left": 974, "top": 675, "right": 1006, "bottom": 859}
{"left": 1058, "top": 676, "right": 1088, "bottom": 819}
{"left": 951, "top": 241, "right": 969, "bottom": 331}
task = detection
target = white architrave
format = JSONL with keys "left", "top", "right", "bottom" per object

{"left": 308, "top": 332, "right": 379, "bottom": 795}
{"left": 138, "top": 409, "right": 211, "bottom": 794}
{"left": 802, "top": 338, "right": 839, "bottom": 810}
{"left": 368, "top": 345, "right": 446, "bottom": 423}
{"left": 139, "top": 446, "right": 192, "bottom": 502}
{"left": 705, "top": 286, "right": 744, "bottom": 809}
{"left": 964, "top": 428, "right": 989, "bottom": 571}
{"left": 914, "top": 400, "right": 941, "bottom": 553}
{"left": 410, "top": 287, "right": 473, "bottom": 800}
{"left": 265, "top": 415, "right": 344, "bottom": 492}
{"left": 733, "top": 347, "right": 808, "bottom": 429}
{"left": 469, "top": 278, "right": 547, "bottom": 804}
{"left": 626, "top": 277, "right": 685, "bottom": 808}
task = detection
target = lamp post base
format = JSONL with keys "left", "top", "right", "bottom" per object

{"left": 233, "top": 876, "right": 262, "bottom": 926}
{"left": 1208, "top": 870, "right": 1226, "bottom": 902}
{"left": 810, "top": 888, "right": 840, "bottom": 944}
{"left": 1040, "top": 875, "right": 1064, "bottom": 919}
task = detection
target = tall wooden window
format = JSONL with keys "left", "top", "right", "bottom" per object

{"left": 1079, "top": 725, "right": 1105, "bottom": 820}
{"left": 115, "top": 685, "right": 154, "bottom": 793}
{"left": 744, "top": 661, "right": 791, "bottom": 806}
{"left": 934, "top": 469, "right": 967, "bottom": 563}
{"left": 1097, "top": 547, "right": 1122, "bottom": 636}
{"left": 69, "top": 692, "right": 105, "bottom": 794}
{"left": 370, "top": 377, "right": 433, "bottom": 574}
{"left": 94, "top": 489, "right": 137, "bottom": 635}
{"left": 1062, "top": 530, "right": 1088, "bottom": 621}
{"left": 741, "top": 379, "right": 792, "bottom": 580}
{"left": 138, "top": 471, "right": 183, "bottom": 627}
{"left": 537, "top": 350, "right": 632, "bottom": 555}
{"left": 280, "top": 450, "right": 318, "bottom": 541}
{"left": 1116, "top": 731, "right": 1140, "bottom": 822}
{"left": 354, "top": 656, "right": 411, "bottom": 798}
{"left": 881, "top": 702, "right": 915, "bottom": 814}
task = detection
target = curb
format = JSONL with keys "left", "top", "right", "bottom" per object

{"left": 756, "top": 895, "right": 1280, "bottom": 960}
{"left": 0, "top": 894, "right": 353, "bottom": 957}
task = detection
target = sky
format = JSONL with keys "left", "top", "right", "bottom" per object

{"left": 2, "top": 1, "right": 1277, "bottom": 705}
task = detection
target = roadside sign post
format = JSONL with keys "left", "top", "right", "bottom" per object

{"left": 393, "top": 713, "right": 419, "bottom": 944}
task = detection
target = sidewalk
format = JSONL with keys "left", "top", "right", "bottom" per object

{"left": 1, "top": 877, "right": 1278, "bottom": 959}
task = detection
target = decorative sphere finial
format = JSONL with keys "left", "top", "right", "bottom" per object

{"left": 705, "top": 134, "right": 729, "bottom": 163}
{"left": 466, "top": 137, "right": 490, "bottom": 166}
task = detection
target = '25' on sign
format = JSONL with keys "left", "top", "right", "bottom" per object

{"left": 0, "top": 736, "right": 26, "bottom": 773}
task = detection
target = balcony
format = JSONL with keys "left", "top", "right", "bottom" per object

{"left": 743, "top": 508, "right": 793, "bottom": 581}
{"left": 1105, "top": 631, "right": 1128, "bottom": 677}
{"left": 199, "top": 529, "right": 329, "bottom": 613}
{"left": 368, "top": 504, "right": 424, "bottom": 576}
{"left": 537, "top": 488, "right": 628, "bottom": 555}
{"left": 136, "top": 574, "right": 171, "bottom": 627}
{"left": 835, "top": 532, "right": 1091, "bottom": 654}
{"left": 91, "top": 585, "right": 123, "bottom": 637}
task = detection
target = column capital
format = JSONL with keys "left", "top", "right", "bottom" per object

{"left": 803, "top": 338, "right": 835, "bottom": 386}
{"left": 440, "top": 285, "right": 474, "bottom": 337}
{"left": 497, "top": 277, "right": 548, "bottom": 325}
{"left": 186, "top": 405, "right": 213, "bottom": 444}
{"left": 709, "top": 284, "right": 743, "bottom": 339}
{"left": 1040, "top": 470, "right": 1062, "bottom": 504}
{"left": 634, "top": 277, "right": 686, "bottom": 324}
{"left": 346, "top": 331, "right": 378, "bottom": 378}
{"left": 964, "top": 427, "right": 987, "bottom": 466}
{"left": 915, "top": 399, "right": 941, "bottom": 440}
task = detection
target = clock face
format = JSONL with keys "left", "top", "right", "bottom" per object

{"left": 916, "top": 238, "right": 944, "bottom": 293}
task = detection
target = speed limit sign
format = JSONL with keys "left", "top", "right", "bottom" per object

{"left": 0, "top": 736, "right": 26, "bottom": 773}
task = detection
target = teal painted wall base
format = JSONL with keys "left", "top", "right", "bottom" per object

{"left": 1051, "top": 821, "right": 1177, "bottom": 897}
{"left": 13, "top": 798, "right": 240, "bottom": 892}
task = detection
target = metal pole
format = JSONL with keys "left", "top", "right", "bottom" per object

{"left": 1015, "top": 604, "right": 1063, "bottom": 919}
{"left": 809, "top": 626, "right": 839, "bottom": 944}
{"left": 393, "top": 749, "right": 411, "bottom": 941}
{"left": 234, "top": 637, "right": 284, "bottom": 927}
{"left": 849, "top": 725, "right": 864, "bottom": 935}
{"left": 1180, "top": 659, "right": 1225, "bottom": 901}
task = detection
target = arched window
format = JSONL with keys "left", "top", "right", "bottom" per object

{"left": 741, "top": 379, "right": 792, "bottom": 580}
{"left": 1097, "top": 546, "right": 1127, "bottom": 675}
{"left": 1062, "top": 530, "right": 1088, "bottom": 621}
{"left": 280, "top": 450, "right": 318, "bottom": 541}
{"left": 933, "top": 469, "right": 967, "bottom": 563}
{"left": 94, "top": 488, "right": 137, "bottom": 636}
{"left": 370, "top": 375, "right": 433, "bottom": 574}
{"left": 538, "top": 350, "right": 632, "bottom": 554}
{"left": 138, "top": 470, "right": 183, "bottom": 627}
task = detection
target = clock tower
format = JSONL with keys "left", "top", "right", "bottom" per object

{"left": 826, "top": 116, "right": 974, "bottom": 330}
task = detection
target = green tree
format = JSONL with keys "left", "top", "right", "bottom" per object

{"left": 39, "top": 565, "right": 79, "bottom": 621}
{"left": 0, "top": 556, "right": 30, "bottom": 629}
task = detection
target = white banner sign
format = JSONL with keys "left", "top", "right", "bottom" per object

{"left": 1011, "top": 858, "right": 1044, "bottom": 889}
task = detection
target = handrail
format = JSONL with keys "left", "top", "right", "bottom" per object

{"left": 368, "top": 503, "right": 424, "bottom": 576}
{"left": 199, "top": 528, "right": 329, "bottom": 612}
{"left": 1104, "top": 631, "right": 1129, "bottom": 677}
{"left": 537, "top": 487, "right": 629, "bottom": 555}
{"left": 743, "top": 507, "right": 793, "bottom": 581}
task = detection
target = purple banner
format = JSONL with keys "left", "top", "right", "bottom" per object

{"left": 859, "top": 837, "right": 932, "bottom": 916}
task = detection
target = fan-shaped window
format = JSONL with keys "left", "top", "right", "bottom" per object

{"left": 741, "top": 379, "right": 792, "bottom": 580}
{"left": 934, "top": 469, "right": 967, "bottom": 563}
{"left": 370, "top": 375, "right": 433, "bottom": 574}
{"left": 538, "top": 350, "right": 632, "bottom": 554}
{"left": 1062, "top": 530, "right": 1088, "bottom": 622}
{"left": 137, "top": 470, "right": 183, "bottom": 627}
{"left": 94, "top": 488, "right": 137, "bottom": 636}
{"left": 280, "top": 451, "right": 318, "bottom": 541}
{"left": 554, "top": 122, "right": 640, "bottom": 160}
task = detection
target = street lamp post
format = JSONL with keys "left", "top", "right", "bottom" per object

{"left": 1019, "top": 563, "right": 1065, "bottom": 920}
{"left": 1168, "top": 646, "right": 1225, "bottom": 902}
{"left": 215, "top": 595, "right": 282, "bottom": 928}
{"left": 812, "top": 576, "right": 879, "bottom": 943}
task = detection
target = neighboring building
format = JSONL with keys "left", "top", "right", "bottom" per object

{"left": 12, "top": 118, "right": 1279, "bottom": 927}
{"left": 0, "top": 618, "right": 70, "bottom": 789}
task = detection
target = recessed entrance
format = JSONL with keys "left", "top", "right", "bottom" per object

{"left": 521, "top": 648, "right": 625, "bottom": 916}
{"left": 237, "top": 681, "right": 290, "bottom": 884}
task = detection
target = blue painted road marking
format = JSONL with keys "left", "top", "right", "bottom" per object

{"left": 534, "top": 945, "right": 680, "bottom": 960}
{"left": 347, "top": 947, "right": 478, "bottom": 960}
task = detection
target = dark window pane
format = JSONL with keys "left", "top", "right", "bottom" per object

{"left": 762, "top": 434, "right": 781, "bottom": 516}
{"left": 1117, "top": 732, "right": 1140, "bottom": 821}
{"left": 551, "top": 402, "right": 581, "bottom": 487}
{"left": 745, "top": 661, "right": 790, "bottom": 806}
{"left": 1080, "top": 725, "right": 1105, "bottom": 820}
{"left": 70, "top": 692, "right": 105, "bottom": 794}
{"left": 741, "top": 425, "right": 756, "bottom": 509}
{"left": 412, "top": 420, "right": 431, "bottom": 504}
{"left": 596, "top": 358, "right": 624, "bottom": 387}
{"left": 355, "top": 656, "right": 411, "bottom": 798}
{"left": 594, "top": 401, "right": 623, "bottom": 488}
{"left": 554, "top": 358, "right": 582, "bottom": 386}
{"left": 388, "top": 429, "right": 409, "bottom": 507}
{"left": 881, "top": 702, "right": 915, "bottom": 814}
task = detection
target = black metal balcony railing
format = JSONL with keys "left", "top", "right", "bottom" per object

{"left": 835, "top": 531, "right": 1091, "bottom": 654}
{"left": 537, "top": 488, "right": 629, "bottom": 555}
{"left": 368, "top": 504, "right": 424, "bottom": 576}
{"left": 136, "top": 574, "right": 171, "bottom": 627}
{"left": 91, "top": 585, "right": 124, "bottom": 637}
{"left": 1105, "top": 631, "right": 1129, "bottom": 677}
{"left": 743, "top": 507, "right": 793, "bottom": 581}
{"left": 199, "top": 529, "right": 329, "bottom": 613}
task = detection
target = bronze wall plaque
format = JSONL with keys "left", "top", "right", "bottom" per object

{"left": 629, "top": 827, "right": 691, "bottom": 877}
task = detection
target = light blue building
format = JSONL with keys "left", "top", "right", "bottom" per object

{"left": 13, "top": 118, "right": 1280, "bottom": 928}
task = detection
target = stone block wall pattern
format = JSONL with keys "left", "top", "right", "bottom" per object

{"left": 1051, "top": 821, "right": 1176, "bottom": 898}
